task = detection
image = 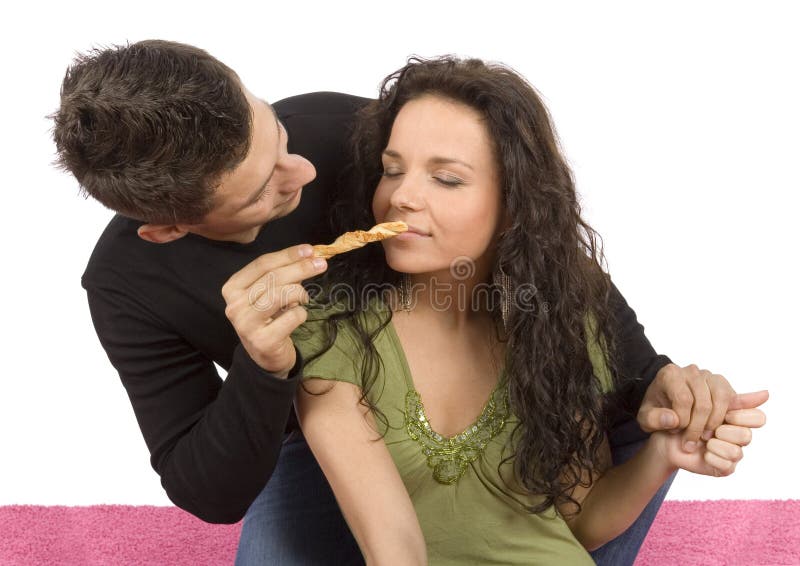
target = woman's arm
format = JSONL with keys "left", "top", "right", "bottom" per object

{"left": 560, "top": 405, "right": 766, "bottom": 551}
{"left": 559, "top": 433, "right": 674, "bottom": 551}
{"left": 295, "top": 378, "right": 427, "bottom": 566}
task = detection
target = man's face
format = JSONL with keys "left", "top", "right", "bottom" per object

{"left": 187, "top": 87, "right": 316, "bottom": 243}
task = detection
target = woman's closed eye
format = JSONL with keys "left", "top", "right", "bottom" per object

{"left": 434, "top": 174, "right": 464, "bottom": 188}
{"left": 381, "top": 169, "right": 463, "bottom": 188}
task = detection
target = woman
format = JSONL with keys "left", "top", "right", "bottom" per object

{"left": 293, "top": 57, "right": 765, "bottom": 565}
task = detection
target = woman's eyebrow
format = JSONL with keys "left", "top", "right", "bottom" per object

{"left": 382, "top": 149, "right": 473, "bottom": 170}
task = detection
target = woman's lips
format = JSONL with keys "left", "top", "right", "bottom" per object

{"left": 384, "top": 221, "right": 430, "bottom": 241}
{"left": 395, "top": 229, "right": 430, "bottom": 241}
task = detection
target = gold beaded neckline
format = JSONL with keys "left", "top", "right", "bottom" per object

{"left": 404, "top": 385, "right": 510, "bottom": 485}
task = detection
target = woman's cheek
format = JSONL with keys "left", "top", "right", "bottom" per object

{"left": 372, "top": 184, "right": 389, "bottom": 222}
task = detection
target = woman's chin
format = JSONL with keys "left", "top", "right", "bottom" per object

{"left": 385, "top": 255, "right": 426, "bottom": 275}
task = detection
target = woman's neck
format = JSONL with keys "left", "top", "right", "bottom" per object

{"left": 397, "top": 271, "right": 495, "bottom": 331}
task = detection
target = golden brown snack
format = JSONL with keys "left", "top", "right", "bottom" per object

{"left": 313, "top": 221, "right": 409, "bottom": 259}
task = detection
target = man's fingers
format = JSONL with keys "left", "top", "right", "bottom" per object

{"left": 263, "top": 257, "right": 327, "bottom": 290}
{"left": 250, "top": 284, "right": 310, "bottom": 315}
{"left": 258, "top": 304, "right": 309, "bottom": 341}
{"left": 227, "top": 283, "right": 309, "bottom": 333}
{"left": 665, "top": 379, "right": 694, "bottom": 431}
{"left": 238, "top": 258, "right": 324, "bottom": 313}
{"left": 239, "top": 304, "right": 310, "bottom": 375}
{"left": 727, "top": 390, "right": 770, "bottom": 411}
{"left": 714, "top": 424, "right": 752, "bottom": 446}
{"left": 704, "top": 373, "right": 735, "bottom": 438}
{"left": 638, "top": 406, "right": 679, "bottom": 433}
{"left": 222, "top": 245, "right": 314, "bottom": 296}
{"left": 725, "top": 408, "right": 767, "bottom": 428}
{"left": 681, "top": 371, "right": 713, "bottom": 451}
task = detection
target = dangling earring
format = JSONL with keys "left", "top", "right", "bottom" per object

{"left": 398, "top": 274, "right": 412, "bottom": 312}
{"left": 495, "top": 266, "right": 511, "bottom": 331}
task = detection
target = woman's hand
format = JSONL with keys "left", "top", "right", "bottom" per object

{"left": 650, "top": 400, "right": 768, "bottom": 477}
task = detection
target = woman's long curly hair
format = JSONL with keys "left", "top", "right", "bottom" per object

{"left": 309, "top": 55, "right": 624, "bottom": 514}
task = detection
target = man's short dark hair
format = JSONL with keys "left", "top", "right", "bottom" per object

{"left": 51, "top": 40, "right": 252, "bottom": 224}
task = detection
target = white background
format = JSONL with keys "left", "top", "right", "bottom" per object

{"left": 1, "top": 0, "right": 797, "bottom": 506}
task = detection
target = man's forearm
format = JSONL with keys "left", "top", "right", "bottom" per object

{"left": 156, "top": 345, "right": 302, "bottom": 523}
{"left": 610, "top": 282, "right": 673, "bottom": 420}
{"left": 88, "top": 276, "right": 301, "bottom": 523}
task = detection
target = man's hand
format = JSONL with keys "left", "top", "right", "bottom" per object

{"left": 637, "top": 363, "right": 769, "bottom": 453}
{"left": 221, "top": 244, "right": 327, "bottom": 378}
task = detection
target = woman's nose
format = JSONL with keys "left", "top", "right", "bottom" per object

{"left": 389, "top": 175, "right": 424, "bottom": 211}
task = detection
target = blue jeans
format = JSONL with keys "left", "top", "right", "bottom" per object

{"left": 236, "top": 423, "right": 674, "bottom": 565}
{"left": 235, "top": 431, "right": 363, "bottom": 566}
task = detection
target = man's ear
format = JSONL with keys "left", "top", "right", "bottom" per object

{"left": 136, "top": 224, "right": 190, "bottom": 244}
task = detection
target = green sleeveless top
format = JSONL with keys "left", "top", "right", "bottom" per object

{"left": 293, "top": 300, "right": 609, "bottom": 565}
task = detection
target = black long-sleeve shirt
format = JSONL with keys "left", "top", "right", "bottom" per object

{"left": 82, "top": 91, "right": 671, "bottom": 524}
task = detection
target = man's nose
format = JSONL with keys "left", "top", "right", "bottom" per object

{"left": 284, "top": 153, "right": 316, "bottom": 186}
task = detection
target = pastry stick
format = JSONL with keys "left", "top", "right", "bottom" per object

{"left": 313, "top": 221, "right": 408, "bottom": 259}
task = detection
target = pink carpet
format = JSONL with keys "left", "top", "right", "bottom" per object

{"left": 634, "top": 500, "right": 800, "bottom": 566}
{"left": 0, "top": 501, "right": 797, "bottom": 565}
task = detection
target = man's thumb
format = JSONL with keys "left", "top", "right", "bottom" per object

{"left": 728, "top": 390, "right": 769, "bottom": 411}
{"left": 638, "top": 407, "right": 679, "bottom": 432}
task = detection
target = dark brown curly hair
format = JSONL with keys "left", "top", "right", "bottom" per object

{"left": 51, "top": 40, "right": 252, "bottom": 224}
{"left": 310, "top": 55, "right": 624, "bottom": 514}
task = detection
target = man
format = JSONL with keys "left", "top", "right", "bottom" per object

{"left": 52, "top": 40, "right": 759, "bottom": 565}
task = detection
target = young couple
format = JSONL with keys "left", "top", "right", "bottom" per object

{"left": 54, "top": 40, "right": 766, "bottom": 565}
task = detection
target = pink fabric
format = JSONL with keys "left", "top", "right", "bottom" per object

{"left": 0, "top": 501, "right": 797, "bottom": 565}
{"left": 0, "top": 506, "right": 239, "bottom": 565}
{"left": 634, "top": 500, "right": 800, "bottom": 566}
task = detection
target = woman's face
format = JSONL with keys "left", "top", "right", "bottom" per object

{"left": 372, "top": 95, "right": 504, "bottom": 278}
